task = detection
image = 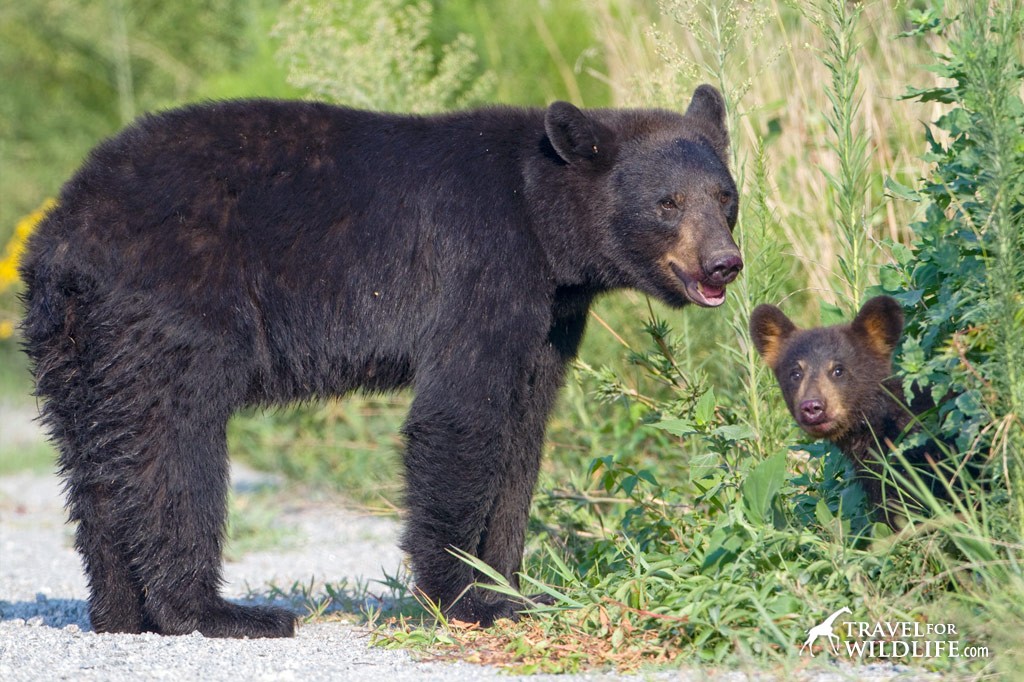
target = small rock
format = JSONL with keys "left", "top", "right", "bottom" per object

{"left": 27, "top": 616, "right": 44, "bottom": 626}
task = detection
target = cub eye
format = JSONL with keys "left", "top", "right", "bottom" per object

{"left": 659, "top": 197, "right": 678, "bottom": 210}
{"left": 719, "top": 191, "right": 732, "bottom": 205}
{"left": 789, "top": 369, "right": 803, "bottom": 382}
{"left": 832, "top": 365, "right": 844, "bottom": 378}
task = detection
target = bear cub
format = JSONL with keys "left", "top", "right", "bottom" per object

{"left": 750, "top": 296, "right": 955, "bottom": 525}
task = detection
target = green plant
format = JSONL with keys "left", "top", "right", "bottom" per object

{"left": 882, "top": 1, "right": 1024, "bottom": 468}
{"left": 877, "top": 4, "right": 1024, "bottom": 674}
{"left": 804, "top": 0, "right": 877, "bottom": 315}
{"left": 273, "top": 0, "right": 494, "bottom": 112}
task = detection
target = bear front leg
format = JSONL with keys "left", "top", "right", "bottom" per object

{"left": 400, "top": 378, "right": 535, "bottom": 627}
{"left": 476, "top": 348, "right": 568, "bottom": 605}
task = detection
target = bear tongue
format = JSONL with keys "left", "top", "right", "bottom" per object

{"left": 668, "top": 263, "right": 727, "bottom": 307}
{"left": 695, "top": 281, "right": 726, "bottom": 307}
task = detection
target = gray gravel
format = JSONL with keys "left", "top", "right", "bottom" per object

{"left": 0, "top": 405, "right": 939, "bottom": 681}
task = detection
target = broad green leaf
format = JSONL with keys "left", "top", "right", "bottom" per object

{"left": 815, "top": 498, "right": 834, "bottom": 526}
{"left": 695, "top": 388, "right": 716, "bottom": 425}
{"left": 650, "top": 418, "right": 697, "bottom": 436}
{"left": 712, "top": 424, "right": 755, "bottom": 442}
{"left": 689, "top": 453, "right": 721, "bottom": 482}
{"left": 741, "top": 452, "right": 787, "bottom": 524}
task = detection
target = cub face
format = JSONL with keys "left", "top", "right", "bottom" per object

{"left": 749, "top": 296, "right": 904, "bottom": 441}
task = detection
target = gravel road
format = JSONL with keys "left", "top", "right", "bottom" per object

{"left": 0, "top": 404, "right": 936, "bottom": 681}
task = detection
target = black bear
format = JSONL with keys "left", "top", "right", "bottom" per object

{"left": 750, "top": 296, "right": 955, "bottom": 525}
{"left": 20, "top": 85, "right": 742, "bottom": 637}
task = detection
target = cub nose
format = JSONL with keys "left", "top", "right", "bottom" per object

{"left": 799, "top": 399, "right": 825, "bottom": 423}
{"left": 706, "top": 254, "right": 743, "bottom": 285}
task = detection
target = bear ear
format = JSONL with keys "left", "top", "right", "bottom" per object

{"left": 850, "top": 296, "right": 904, "bottom": 358}
{"left": 683, "top": 84, "right": 730, "bottom": 161}
{"left": 544, "top": 101, "right": 617, "bottom": 167}
{"left": 749, "top": 304, "right": 798, "bottom": 370}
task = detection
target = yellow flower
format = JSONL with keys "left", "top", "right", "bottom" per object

{"left": 0, "top": 198, "right": 56, "bottom": 291}
{"left": 0, "top": 320, "right": 13, "bottom": 340}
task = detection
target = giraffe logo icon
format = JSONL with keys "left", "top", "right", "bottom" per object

{"left": 800, "top": 606, "right": 852, "bottom": 656}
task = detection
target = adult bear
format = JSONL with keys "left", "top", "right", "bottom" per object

{"left": 20, "top": 85, "right": 742, "bottom": 637}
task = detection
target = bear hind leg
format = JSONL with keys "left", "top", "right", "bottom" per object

{"left": 124, "top": 412, "right": 296, "bottom": 638}
{"left": 66, "top": 479, "right": 149, "bottom": 633}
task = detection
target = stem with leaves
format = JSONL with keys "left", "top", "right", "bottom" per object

{"left": 808, "top": 0, "right": 873, "bottom": 312}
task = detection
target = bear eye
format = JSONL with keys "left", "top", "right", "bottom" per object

{"left": 719, "top": 191, "right": 732, "bottom": 205}
{"left": 659, "top": 197, "right": 679, "bottom": 211}
{"left": 789, "top": 368, "right": 803, "bottom": 382}
{"left": 832, "top": 365, "right": 844, "bottom": 378}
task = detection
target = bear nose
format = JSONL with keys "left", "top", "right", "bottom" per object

{"left": 706, "top": 254, "right": 743, "bottom": 285}
{"left": 799, "top": 399, "right": 825, "bottom": 423}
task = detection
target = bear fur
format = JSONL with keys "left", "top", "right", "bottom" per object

{"left": 20, "top": 85, "right": 742, "bottom": 637}
{"left": 749, "top": 296, "right": 955, "bottom": 525}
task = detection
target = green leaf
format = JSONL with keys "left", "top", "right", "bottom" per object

{"left": 695, "top": 388, "right": 716, "bottom": 425}
{"left": 689, "top": 453, "right": 721, "bottom": 482}
{"left": 740, "top": 452, "right": 787, "bottom": 525}
{"left": 870, "top": 522, "right": 893, "bottom": 540}
{"left": 883, "top": 176, "right": 919, "bottom": 202}
{"left": 649, "top": 418, "right": 697, "bottom": 436}
{"left": 814, "top": 498, "right": 834, "bottom": 526}
{"left": 819, "top": 301, "right": 847, "bottom": 325}
{"left": 712, "top": 424, "right": 755, "bottom": 442}
{"left": 701, "top": 525, "right": 745, "bottom": 572}
{"left": 637, "top": 469, "right": 659, "bottom": 486}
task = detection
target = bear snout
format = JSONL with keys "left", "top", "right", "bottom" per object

{"left": 799, "top": 398, "right": 827, "bottom": 425}
{"left": 704, "top": 253, "right": 743, "bottom": 286}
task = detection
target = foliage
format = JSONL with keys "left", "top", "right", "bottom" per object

{"left": 273, "top": 0, "right": 494, "bottom": 112}
{"left": 881, "top": 1, "right": 1024, "bottom": 467}
{"left": 227, "top": 399, "right": 406, "bottom": 509}
{"left": 804, "top": 0, "right": 876, "bottom": 316}
{"left": 877, "top": 5, "right": 1024, "bottom": 671}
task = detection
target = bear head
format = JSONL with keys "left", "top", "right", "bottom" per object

{"left": 542, "top": 85, "right": 742, "bottom": 308}
{"left": 749, "top": 296, "right": 904, "bottom": 441}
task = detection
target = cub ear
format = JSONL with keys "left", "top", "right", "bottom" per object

{"left": 683, "top": 84, "right": 730, "bottom": 161}
{"left": 544, "top": 101, "right": 617, "bottom": 167}
{"left": 851, "top": 296, "right": 904, "bottom": 358}
{"left": 749, "top": 304, "right": 797, "bottom": 370}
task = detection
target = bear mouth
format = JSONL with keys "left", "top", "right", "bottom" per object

{"left": 800, "top": 418, "right": 836, "bottom": 437}
{"left": 669, "top": 263, "right": 727, "bottom": 307}
{"left": 799, "top": 415, "right": 848, "bottom": 440}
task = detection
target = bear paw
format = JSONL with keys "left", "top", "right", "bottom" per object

{"left": 445, "top": 591, "right": 554, "bottom": 628}
{"left": 148, "top": 600, "right": 297, "bottom": 638}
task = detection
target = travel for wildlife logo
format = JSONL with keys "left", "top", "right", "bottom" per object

{"left": 799, "top": 606, "right": 989, "bottom": 659}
